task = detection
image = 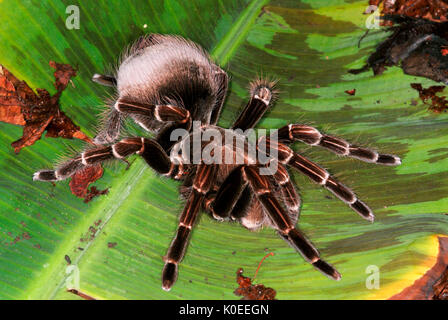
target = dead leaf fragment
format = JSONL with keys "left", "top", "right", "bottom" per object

{"left": 234, "top": 268, "right": 277, "bottom": 300}
{"left": 69, "top": 164, "right": 104, "bottom": 198}
{"left": 49, "top": 61, "right": 77, "bottom": 92}
{"left": 368, "top": 0, "right": 448, "bottom": 24}
{"left": 389, "top": 236, "right": 448, "bottom": 300}
{"left": 67, "top": 289, "right": 96, "bottom": 300}
{"left": 411, "top": 83, "right": 448, "bottom": 113}
{"left": 350, "top": 16, "right": 448, "bottom": 84}
{"left": 83, "top": 186, "right": 109, "bottom": 203}
{"left": 234, "top": 252, "right": 276, "bottom": 300}
{"left": 345, "top": 89, "right": 356, "bottom": 96}
{"left": 0, "top": 62, "right": 92, "bottom": 153}
{"left": 107, "top": 242, "right": 117, "bottom": 248}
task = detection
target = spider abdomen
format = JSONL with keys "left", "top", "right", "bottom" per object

{"left": 117, "top": 35, "right": 222, "bottom": 125}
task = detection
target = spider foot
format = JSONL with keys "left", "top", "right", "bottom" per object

{"left": 33, "top": 170, "right": 59, "bottom": 181}
{"left": 162, "top": 262, "right": 178, "bottom": 291}
{"left": 312, "top": 259, "right": 341, "bottom": 281}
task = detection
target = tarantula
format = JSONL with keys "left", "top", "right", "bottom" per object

{"left": 33, "top": 34, "right": 401, "bottom": 291}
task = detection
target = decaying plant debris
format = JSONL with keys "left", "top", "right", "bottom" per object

{"left": 345, "top": 89, "right": 357, "bottom": 96}
{"left": 66, "top": 289, "right": 96, "bottom": 300}
{"left": 234, "top": 252, "right": 276, "bottom": 300}
{"left": 234, "top": 268, "right": 277, "bottom": 300}
{"left": 350, "top": 15, "right": 448, "bottom": 84}
{"left": 69, "top": 165, "right": 104, "bottom": 198}
{"left": 411, "top": 83, "right": 448, "bottom": 112}
{"left": 433, "top": 266, "right": 448, "bottom": 299}
{"left": 368, "top": 0, "right": 448, "bottom": 24}
{"left": 83, "top": 186, "right": 109, "bottom": 203}
{"left": 69, "top": 164, "right": 108, "bottom": 202}
{"left": 0, "top": 62, "right": 91, "bottom": 153}
{"left": 389, "top": 236, "right": 448, "bottom": 300}
{"left": 0, "top": 62, "right": 108, "bottom": 201}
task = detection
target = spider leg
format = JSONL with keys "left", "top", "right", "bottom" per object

{"left": 271, "top": 163, "right": 301, "bottom": 223}
{"left": 206, "top": 163, "right": 300, "bottom": 223}
{"left": 91, "top": 73, "right": 117, "bottom": 87}
{"left": 229, "top": 186, "right": 253, "bottom": 220}
{"left": 231, "top": 79, "right": 275, "bottom": 130}
{"left": 162, "top": 163, "right": 217, "bottom": 291}
{"left": 260, "top": 137, "right": 375, "bottom": 221}
{"left": 206, "top": 162, "right": 299, "bottom": 224}
{"left": 94, "top": 99, "right": 191, "bottom": 144}
{"left": 242, "top": 165, "right": 341, "bottom": 280}
{"left": 115, "top": 99, "right": 191, "bottom": 124}
{"left": 94, "top": 108, "right": 124, "bottom": 145}
{"left": 91, "top": 75, "right": 120, "bottom": 144}
{"left": 209, "top": 68, "right": 229, "bottom": 126}
{"left": 278, "top": 232, "right": 339, "bottom": 279}
{"left": 155, "top": 121, "right": 192, "bottom": 152}
{"left": 207, "top": 166, "right": 248, "bottom": 221}
{"left": 206, "top": 166, "right": 301, "bottom": 223}
{"left": 277, "top": 124, "right": 401, "bottom": 166}
{"left": 33, "top": 137, "right": 178, "bottom": 181}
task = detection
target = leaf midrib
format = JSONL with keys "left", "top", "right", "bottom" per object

{"left": 25, "top": 0, "right": 268, "bottom": 300}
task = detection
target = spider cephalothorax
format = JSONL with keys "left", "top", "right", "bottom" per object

{"left": 33, "top": 34, "right": 401, "bottom": 291}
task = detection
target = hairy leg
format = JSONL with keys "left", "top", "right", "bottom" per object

{"left": 162, "top": 164, "right": 217, "bottom": 290}
{"left": 243, "top": 165, "right": 341, "bottom": 280}
{"left": 277, "top": 124, "right": 401, "bottom": 166}
{"left": 33, "top": 137, "right": 176, "bottom": 181}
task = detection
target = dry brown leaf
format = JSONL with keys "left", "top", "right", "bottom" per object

{"left": 350, "top": 17, "right": 448, "bottom": 84}
{"left": 389, "top": 236, "right": 448, "bottom": 300}
{"left": 369, "top": 0, "right": 448, "bottom": 24}
{"left": 69, "top": 164, "right": 104, "bottom": 198}
{"left": 411, "top": 83, "right": 448, "bottom": 113}
{"left": 234, "top": 252, "right": 277, "bottom": 300}
{"left": 0, "top": 62, "right": 92, "bottom": 153}
{"left": 345, "top": 89, "right": 356, "bottom": 96}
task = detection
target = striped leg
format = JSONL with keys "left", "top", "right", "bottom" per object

{"left": 231, "top": 79, "right": 275, "bottom": 131}
{"left": 207, "top": 166, "right": 248, "bottom": 221}
{"left": 33, "top": 137, "right": 176, "bottom": 181}
{"left": 243, "top": 166, "right": 341, "bottom": 280}
{"left": 206, "top": 96, "right": 285, "bottom": 219}
{"left": 92, "top": 73, "right": 117, "bottom": 87}
{"left": 205, "top": 165, "right": 300, "bottom": 223}
{"left": 155, "top": 121, "right": 192, "bottom": 152}
{"left": 162, "top": 164, "right": 217, "bottom": 291}
{"left": 94, "top": 108, "right": 124, "bottom": 145}
{"left": 94, "top": 98, "right": 191, "bottom": 144}
{"left": 271, "top": 163, "right": 301, "bottom": 224}
{"left": 115, "top": 99, "right": 191, "bottom": 124}
{"left": 229, "top": 186, "right": 253, "bottom": 220}
{"left": 260, "top": 137, "right": 375, "bottom": 222}
{"left": 204, "top": 165, "right": 298, "bottom": 223}
{"left": 277, "top": 124, "right": 401, "bottom": 166}
{"left": 91, "top": 73, "right": 121, "bottom": 144}
{"left": 209, "top": 68, "right": 229, "bottom": 126}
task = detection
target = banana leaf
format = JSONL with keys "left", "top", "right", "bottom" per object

{"left": 0, "top": 0, "right": 447, "bottom": 300}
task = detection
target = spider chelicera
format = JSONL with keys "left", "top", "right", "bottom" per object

{"left": 33, "top": 34, "right": 401, "bottom": 291}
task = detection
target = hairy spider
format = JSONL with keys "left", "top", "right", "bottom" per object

{"left": 33, "top": 34, "right": 401, "bottom": 291}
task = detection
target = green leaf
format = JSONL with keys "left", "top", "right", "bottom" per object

{"left": 0, "top": 0, "right": 447, "bottom": 300}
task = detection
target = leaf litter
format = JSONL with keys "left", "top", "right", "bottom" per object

{"left": 0, "top": 62, "right": 91, "bottom": 153}
{"left": 0, "top": 62, "right": 108, "bottom": 201}
{"left": 354, "top": 1, "right": 448, "bottom": 85}
{"left": 368, "top": 0, "right": 448, "bottom": 24}
{"left": 234, "top": 252, "right": 277, "bottom": 300}
{"left": 410, "top": 83, "right": 448, "bottom": 112}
